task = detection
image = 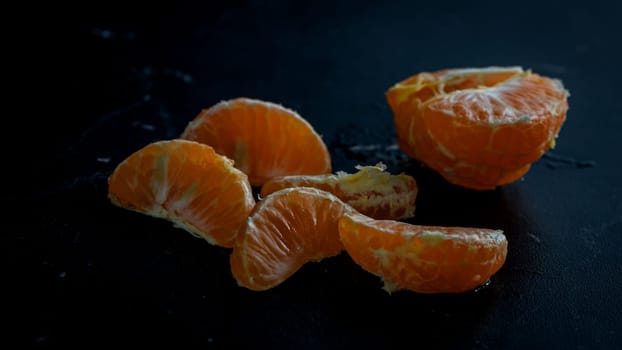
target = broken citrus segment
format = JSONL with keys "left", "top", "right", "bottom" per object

{"left": 338, "top": 212, "right": 508, "bottom": 293}
{"left": 386, "top": 66, "right": 569, "bottom": 190}
{"left": 230, "top": 187, "right": 356, "bottom": 291}
{"left": 180, "top": 97, "right": 332, "bottom": 186}
{"left": 261, "top": 163, "right": 418, "bottom": 220}
{"left": 107, "top": 139, "right": 255, "bottom": 248}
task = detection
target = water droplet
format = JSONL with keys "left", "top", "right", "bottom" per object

{"left": 471, "top": 279, "right": 492, "bottom": 293}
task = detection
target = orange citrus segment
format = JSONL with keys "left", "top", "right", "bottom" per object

{"left": 230, "top": 187, "right": 356, "bottom": 291}
{"left": 386, "top": 66, "right": 569, "bottom": 190}
{"left": 180, "top": 97, "right": 332, "bottom": 186}
{"left": 261, "top": 163, "right": 418, "bottom": 220}
{"left": 108, "top": 139, "right": 256, "bottom": 248}
{"left": 338, "top": 213, "right": 508, "bottom": 293}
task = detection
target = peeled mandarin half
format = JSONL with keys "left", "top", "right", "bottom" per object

{"left": 181, "top": 97, "right": 332, "bottom": 186}
{"left": 107, "top": 139, "right": 255, "bottom": 248}
{"left": 261, "top": 163, "right": 418, "bottom": 220}
{"left": 338, "top": 213, "right": 508, "bottom": 294}
{"left": 386, "top": 66, "right": 569, "bottom": 190}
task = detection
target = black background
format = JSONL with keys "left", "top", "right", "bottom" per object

{"left": 6, "top": 0, "right": 622, "bottom": 348}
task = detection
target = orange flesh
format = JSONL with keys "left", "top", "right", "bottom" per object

{"left": 108, "top": 140, "right": 255, "bottom": 248}
{"left": 181, "top": 97, "right": 332, "bottom": 185}
{"left": 230, "top": 187, "right": 355, "bottom": 291}
{"left": 261, "top": 163, "right": 418, "bottom": 220}
{"left": 387, "top": 67, "right": 569, "bottom": 190}
{"left": 338, "top": 213, "right": 508, "bottom": 293}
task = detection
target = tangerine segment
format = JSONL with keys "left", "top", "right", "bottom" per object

{"left": 108, "top": 139, "right": 255, "bottom": 248}
{"left": 230, "top": 187, "right": 355, "bottom": 291}
{"left": 338, "top": 213, "right": 507, "bottom": 294}
{"left": 180, "top": 97, "right": 332, "bottom": 186}
{"left": 386, "top": 66, "right": 569, "bottom": 190}
{"left": 261, "top": 163, "right": 418, "bottom": 220}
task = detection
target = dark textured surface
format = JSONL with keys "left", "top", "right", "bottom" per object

{"left": 6, "top": 0, "right": 622, "bottom": 347}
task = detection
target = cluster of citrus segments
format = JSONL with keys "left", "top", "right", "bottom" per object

{"left": 106, "top": 64, "right": 569, "bottom": 295}
{"left": 386, "top": 66, "right": 569, "bottom": 190}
